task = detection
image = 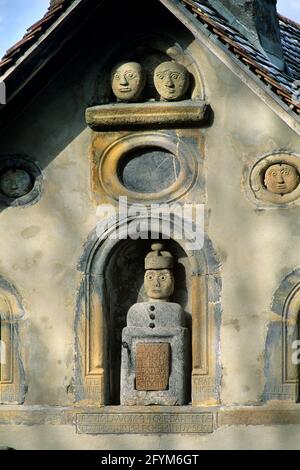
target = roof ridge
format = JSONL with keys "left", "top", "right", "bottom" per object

{"left": 279, "top": 13, "right": 300, "bottom": 31}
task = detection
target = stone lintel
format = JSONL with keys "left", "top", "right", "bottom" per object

{"left": 85, "top": 100, "right": 208, "bottom": 131}
{"left": 2, "top": 405, "right": 300, "bottom": 430}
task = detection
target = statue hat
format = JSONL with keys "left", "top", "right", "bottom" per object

{"left": 145, "top": 243, "right": 174, "bottom": 270}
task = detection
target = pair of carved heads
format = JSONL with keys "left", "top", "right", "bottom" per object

{"left": 111, "top": 61, "right": 190, "bottom": 102}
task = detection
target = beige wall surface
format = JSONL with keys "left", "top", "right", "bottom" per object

{"left": 0, "top": 1, "right": 299, "bottom": 448}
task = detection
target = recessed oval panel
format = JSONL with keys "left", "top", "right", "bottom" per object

{"left": 118, "top": 147, "right": 180, "bottom": 194}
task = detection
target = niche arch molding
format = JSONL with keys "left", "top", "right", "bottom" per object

{"left": 75, "top": 214, "right": 222, "bottom": 406}
{"left": 264, "top": 269, "right": 300, "bottom": 402}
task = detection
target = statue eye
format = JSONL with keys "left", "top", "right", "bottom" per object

{"left": 156, "top": 73, "right": 164, "bottom": 80}
{"left": 171, "top": 73, "right": 179, "bottom": 79}
{"left": 272, "top": 171, "right": 277, "bottom": 177}
{"left": 147, "top": 275, "right": 153, "bottom": 281}
{"left": 125, "top": 71, "right": 136, "bottom": 79}
{"left": 114, "top": 73, "right": 120, "bottom": 80}
{"left": 160, "top": 275, "right": 166, "bottom": 281}
{"left": 284, "top": 170, "right": 290, "bottom": 175}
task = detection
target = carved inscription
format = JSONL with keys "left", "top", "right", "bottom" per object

{"left": 135, "top": 343, "right": 170, "bottom": 391}
{"left": 77, "top": 413, "right": 214, "bottom": 434}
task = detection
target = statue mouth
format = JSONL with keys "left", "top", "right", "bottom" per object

{"left": 118, "top": 88, "right": 132, "bottom": 92}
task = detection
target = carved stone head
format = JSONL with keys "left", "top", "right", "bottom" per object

{"left": 154, "top": 61, "right": 190, "bottom": 101}
{"left": 0, "top": 168, "right": 33, "bottom": 198}
{"left": 144, "top": 269, "right": 175, "bottom": 302}
{"left": 144, "top": 243, "right": 175, "bottom": 302}
{"left": 111, "top": 61, "right": 146, "bottom": 102}
{"left": 264, "top": 163, "right": 300, "bottom": 194}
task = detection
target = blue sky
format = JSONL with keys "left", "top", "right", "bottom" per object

{"left": 0, "top": 0, "right": 299, "bottom": 59}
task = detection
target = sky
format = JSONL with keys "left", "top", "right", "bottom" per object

{"left": 0, "top": 0, "right": 299, "bottom": 59}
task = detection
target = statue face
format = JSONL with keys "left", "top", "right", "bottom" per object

{"left": 264, "top": 163, "right": 300, "bottom": 194}
{"left": 154, "top": 61, "right": 189, "bottom": 101}
{"left": 144, "top": 269, "right": 174, "bottom": 301}
{"left": 111, "top": 62, "right": 145, "bottom": 102}
{"left": 0, "top": 169, "right": 33, "bottom": 198}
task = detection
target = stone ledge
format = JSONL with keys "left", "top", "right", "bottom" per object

{"left": 1, "top": 405, "right": 300, "bottom": 431}
{"left": 85, "top": 100, "right": 208, "bottom": 131}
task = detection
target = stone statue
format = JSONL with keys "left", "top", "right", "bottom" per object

{"left": 121, "top": 243, "right": 189, "bottom": 406}
{"left": 264, "top": 163, "right": 300, "bottom": 194}
{"left": 154, "top": 61, "right": 190, "bottom": 101}
{"left": 111, "top": 61, "right": 146, "bottom": 102}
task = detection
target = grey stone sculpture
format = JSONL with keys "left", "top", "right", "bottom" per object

{"left": 121, "top": 243, "right": 189, "bottom": 406}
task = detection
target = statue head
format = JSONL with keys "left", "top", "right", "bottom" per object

{"left": 264, "top": 163, "right": 300, "bottom": 194}
{"left": 0, "top": 168, "right": 33, "bottom": 198}
{"left": 154, "top": 61, "right": 190, "bottom": 101}
{"left": 144, "top": 243, "right": 175, "bottom": 302}
{"left": 111, "top": 61, "right": 146, "bottom": 102}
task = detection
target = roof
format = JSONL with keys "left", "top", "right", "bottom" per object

{"left": 180, "top": 0, "right": 300, "bottom": 115}
{"left": 0, "top": 0, "right": 299, "bottom": 117}
{"left": 0, "top": 0, "right": 76, "bottom": 76}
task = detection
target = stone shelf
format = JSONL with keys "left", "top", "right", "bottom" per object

{"left": 85, "top": 100, "right": 208, "bottom": 131}
{"left": 2, "top": 405, "right": 300, "bottom": 433}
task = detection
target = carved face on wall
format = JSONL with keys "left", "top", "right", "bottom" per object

{"left": 0, "top": 169, "right": 33, "bottom": 198}
{"left": 154, "top": 61, "right": 190, "bottom": 101}
{"left": 111, "top": 61, "right": 146, "bottom": 102}
{"left": 144, "top": 269, "right": 174, "bottom": 301}
{"left": 264, "top": 163, "right": 300, "bottom": 194}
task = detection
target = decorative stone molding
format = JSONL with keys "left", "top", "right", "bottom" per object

{"left": 90, "top": 130, "right": 204, "bottom": 206}
{"left": 0, "top": 277, "right": 26, "bottom": 405}
{"left": 85, "top": 100, "right": 208, "bottom": 131}
{"left": 75, "top": 215, "right": 222, "bottom": 407}
{"left": 264, "top": 269, "right": 300, "bottom": 402}
{"left": 249, "top": 153, "right": 300, "bottom": 206}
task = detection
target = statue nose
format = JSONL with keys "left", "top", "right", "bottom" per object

{"left": 120, "top": 75, "right": 128, "bottom": 86}
{"left": 165, "top": 77, "right": 174, "bottom": 88}
{"left": 276, "top": 174, "right": 284, "bottom": 183}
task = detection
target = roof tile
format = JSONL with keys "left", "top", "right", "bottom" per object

{"left": 181, "top": 0, "right": 300, "bottom": 115}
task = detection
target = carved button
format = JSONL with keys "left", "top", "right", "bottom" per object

{"left": 149, "top": 314, "right": 155, "bottom": 320}
{"left": 149, "top": 323, "right": 155, "bottom": 329}
{"left": 149, "top": 306, "right": 155, "bottom": 312}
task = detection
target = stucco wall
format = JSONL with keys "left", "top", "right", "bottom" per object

{"left": 0, "top": 1, "right": 299, "bottom": 448}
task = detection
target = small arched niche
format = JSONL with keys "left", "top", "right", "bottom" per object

{"left": 264, "top": 270, "right": 300, "bottom": 402}
{"left": 0, "top": 278, "right": 26, "bottom": 405}
{"left": 75, "top": 215, "right": 222, "bottom": 407}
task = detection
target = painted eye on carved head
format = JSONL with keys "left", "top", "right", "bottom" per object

{"left": 170, "top": 73, "right": 180, "bottom": 79}
{"left": 160, "top": 275, "right": 166, "bottom": 281}
{"left": 125, "top": 71, "right": 137, "bottom": 80}
{"left": 147, "top": 275, "right": 153, "bottom": 281}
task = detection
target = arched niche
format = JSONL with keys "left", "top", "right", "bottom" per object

{"left": 264, "top": 269, "right": 300, "bottom": 402}
{"left": 0, "top": 277, "right": 26, "bottom": 405}
{"left": 92, "top": 32, "right": 205, "bottom": 106}
{"left": 75, "top": 215, "right": 222, "bottom": 406}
